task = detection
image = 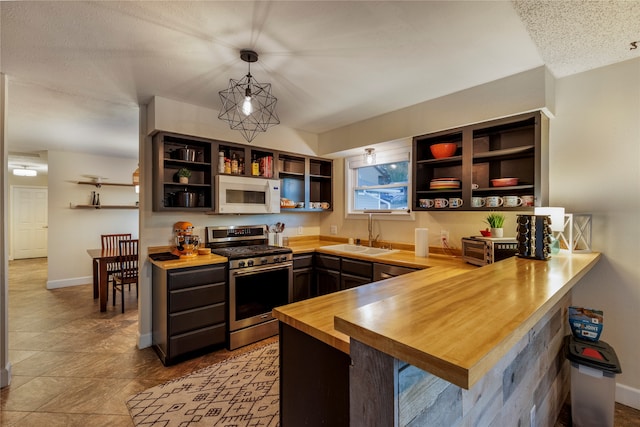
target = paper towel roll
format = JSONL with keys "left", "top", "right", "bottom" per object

{"left": 415, "top": 228, "right": 429, "bottom": 257}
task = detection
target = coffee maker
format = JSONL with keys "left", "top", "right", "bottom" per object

{"left": 173, "top": 221, "right": 199, "bottom": 258}
{"left": 515, "top": 215, "right": 552, "bottom": 260}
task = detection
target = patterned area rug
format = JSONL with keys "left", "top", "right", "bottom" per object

{"left": 126, "top": 343, "right": 280, "bottom": 426}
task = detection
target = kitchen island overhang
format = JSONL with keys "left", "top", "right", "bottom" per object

{"left": 333, "top": 252, "right": 601, "bottom": 390}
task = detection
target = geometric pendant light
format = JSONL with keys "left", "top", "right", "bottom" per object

{"left": 218, "top": 49, "right": 280, "bottom": 143}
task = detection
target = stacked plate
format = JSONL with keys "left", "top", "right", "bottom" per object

{"left": 429, "top": 177, "right": 461, "bottom": 190}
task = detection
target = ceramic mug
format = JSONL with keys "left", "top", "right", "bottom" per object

{"left": 434, "top": 198, "right": 449, "bottom": 208}
{"left": 311, "top": 202, "right": 321, "bottom": 209}
{"left": 521, "top": 195, "right": 535, "bottom": 207}
{"left": 419, "top": 199, "right": 434, "bottom": 208}
{"left": 471, "top": 197, "right": 486, "bottom": 208}
{"left": 449, "top": 198, "right": 463, "bottom": 208}
{"left": 321, "top": 202, "right": 330, "bottom": 209}
{"left": 485, "top": 196, "right": 503, "bottom": 208}
{"left": 503, "top": 195, "right": 523, "bottom": 207}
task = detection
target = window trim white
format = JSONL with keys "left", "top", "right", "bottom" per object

{"left": 345, "top": 147, "right": 413, "bottom": 219}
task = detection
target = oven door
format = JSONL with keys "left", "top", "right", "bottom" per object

{"left": 229, "top": 262, "right": 293, "bottom": 331}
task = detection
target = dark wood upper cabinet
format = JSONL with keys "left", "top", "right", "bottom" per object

{"left": 412, "top": 111, "right": 549, "bottom": 211}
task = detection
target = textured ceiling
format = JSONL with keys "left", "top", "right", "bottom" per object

{"left": 2, "top": 1, "right": 640, "bottom": 172}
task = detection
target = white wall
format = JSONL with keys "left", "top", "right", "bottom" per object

{"left": 47, "top": 151, "right": 138, "bottom": 288}
{"left": 550, "top": 58, "right": 640, "bottom": 407}
{"left": 318, "top": 66, "right": 555, "bottom": 155}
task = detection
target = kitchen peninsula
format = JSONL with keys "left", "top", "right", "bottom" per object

{"left": 273, "top": 251, "right": 601, "bottom": 426}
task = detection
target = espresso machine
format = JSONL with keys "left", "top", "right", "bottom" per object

{"left": 172, "top": 221, "right": 200, "bottom": 258}
{"left": 515, "top": 214, "right": 552, "bottom": 260}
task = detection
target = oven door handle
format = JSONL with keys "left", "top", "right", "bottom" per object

{"left": 231, "top": 262, "right": 293, "bottom": 277}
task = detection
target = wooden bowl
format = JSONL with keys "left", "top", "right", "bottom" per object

{"left": 430, "top": 143, "right": 457, "bottom": 159}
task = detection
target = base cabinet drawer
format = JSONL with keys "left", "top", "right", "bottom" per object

{"left": 169, "top": 302, "right": 225, "bottom": 335}
{"left": 169, "top": 323, "right": 226, "bottom": 359}
{"left": 153, "top": 264, "right": 228, "bottom": 365}
{"left": 168, "top": 266, "right": 226, "bottom": 290}
{"left": 169, "top": 282, "right": 226, "bottom": 313}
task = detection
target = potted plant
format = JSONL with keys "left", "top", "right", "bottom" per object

{"left": 177, "top": 168, "right": 191, "bottom": 184}
{"left": 485, "top": 212, "right": 506, "bottom": 238}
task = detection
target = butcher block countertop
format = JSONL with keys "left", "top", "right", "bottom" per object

{"left": 273, "top": 266, "right": 473, "bottom": 354}
{"left": 147, "top": 246, "right": 227, "bottom": 270}
{"left": 148, "top": 237, "right": 465, "bottom": 270}
{"left": 332, "top": 252, "right": 601, "bottom": 389}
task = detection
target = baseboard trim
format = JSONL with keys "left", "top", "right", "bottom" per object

{"left": 1, "top": 362, "right": 12, "bottom": 388}
{"left": 138, "top": 332, "right": 152, "bottom": 349}
{"left": 617, "top": 383, "right": 640, "bottom": 410}
{"left": 46, "top": 276, "right": 92, "bottom": 289}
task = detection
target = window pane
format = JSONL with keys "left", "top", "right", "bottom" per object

{"left": 354, "top": 187, "right": 408, "bottom": 210}
{"left": 357, "top": 161, "right": 409, "bottom": 186}
{"left": 353, "top": 160, "right": 409, "bottom": 210}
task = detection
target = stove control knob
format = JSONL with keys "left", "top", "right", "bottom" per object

{"left": 261, "top": 257, "right": 268, "bottom": 265}
{"left": 247, "top": 260, "right": 254, "bottom": 267}
{"left": 238, "top": 260, "right": 245, "bottom": 268}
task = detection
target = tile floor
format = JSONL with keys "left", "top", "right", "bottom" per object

{"left": 1, "top": 258, "right": 275, "bottom": 426}
{"left": 1, "top": 258, "right": 638, "bottom": 426}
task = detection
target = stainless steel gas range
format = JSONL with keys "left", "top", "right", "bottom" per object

{"left": 205, "top": 225, "right": 293, "bottom": 350}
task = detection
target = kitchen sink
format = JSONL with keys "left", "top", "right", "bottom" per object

{"left": 320, "top": 244, "right": 398, "bottom": 256}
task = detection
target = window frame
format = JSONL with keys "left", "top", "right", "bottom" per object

{"left": 345, "top": 147, "right": 413, "bottom": 219}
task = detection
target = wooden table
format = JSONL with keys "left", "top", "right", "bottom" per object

{"left": 87, "top": 247, "right": 118, "bottom": 312}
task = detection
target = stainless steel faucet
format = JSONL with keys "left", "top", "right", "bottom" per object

{"left": 364, "top": 210, "right": 392, "bottom": 247}
{"left": 368, "top": 212, "right": 375, "bottom": 247}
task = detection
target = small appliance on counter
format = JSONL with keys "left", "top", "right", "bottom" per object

{"left": 461, "top": 236, "right": 518, "bottom": 266}
{"left": 173, "top": 221, "right": 200, "bottom": 258}
{"left": 515, "top": 214, "right": 552, "bottom": 260}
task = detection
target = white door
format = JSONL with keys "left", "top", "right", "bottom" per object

{"left": 12, "top": 186, "right": 48, "bottom": 259}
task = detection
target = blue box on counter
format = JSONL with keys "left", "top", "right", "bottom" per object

{"left": 569, "top": 306, "right": 603, "bottom": 341}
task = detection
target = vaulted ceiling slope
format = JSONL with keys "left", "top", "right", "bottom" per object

{"left": 2, "top": 1, "right": 639, "bottom": 162}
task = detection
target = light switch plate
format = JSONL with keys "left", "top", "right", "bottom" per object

{"left": 330, "top": 225, "right": 338, "bottom": 235}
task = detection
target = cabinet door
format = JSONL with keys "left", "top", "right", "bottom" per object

{"left": 292, "top": 267, "right": 314, "bottom": 302}
{"left": 341, "top": 273, "right": 371, "bottom": 290}
{"left": 316, "top": 268, "right": 340, "bottom": 296}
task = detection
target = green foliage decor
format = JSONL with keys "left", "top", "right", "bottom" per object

{"left": 177, "top": 168, "right": 192, "bottom": 178}
{"left": 485, "top": 212, "right": 505, "bottom": 228}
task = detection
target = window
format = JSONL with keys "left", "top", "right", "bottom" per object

{"left": 346, "top": 148, "right": 411, "bottom": 215}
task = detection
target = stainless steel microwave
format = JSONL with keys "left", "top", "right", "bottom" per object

{"left": 215, "top": 175, "right": 280, "bottom": 214}
{"left": 461, "top": 237, "right": 518, "bottom": 266}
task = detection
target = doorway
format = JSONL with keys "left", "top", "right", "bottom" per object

{"left": 11, "top": 186, "right": 48, "bottom": 259}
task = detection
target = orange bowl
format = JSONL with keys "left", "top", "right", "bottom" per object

{"left": 430, "top": 143, "right": 457, "bottom": 159}
{"left": 491, "top": 177, "right": 519, "bottom": 187}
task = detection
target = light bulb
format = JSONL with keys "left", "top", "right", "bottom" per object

{"left": 242, "top": 95, "right": 253, "bottom": 115}
{"left": 364, "top": 148, "right": 376, "bottom": 165}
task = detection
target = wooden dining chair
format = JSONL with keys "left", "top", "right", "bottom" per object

{"left": 101, "top": 234, "right": 132, "bottom": 292}
{"left": 113, "top": 239, "right": 139, "bottom": 313}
